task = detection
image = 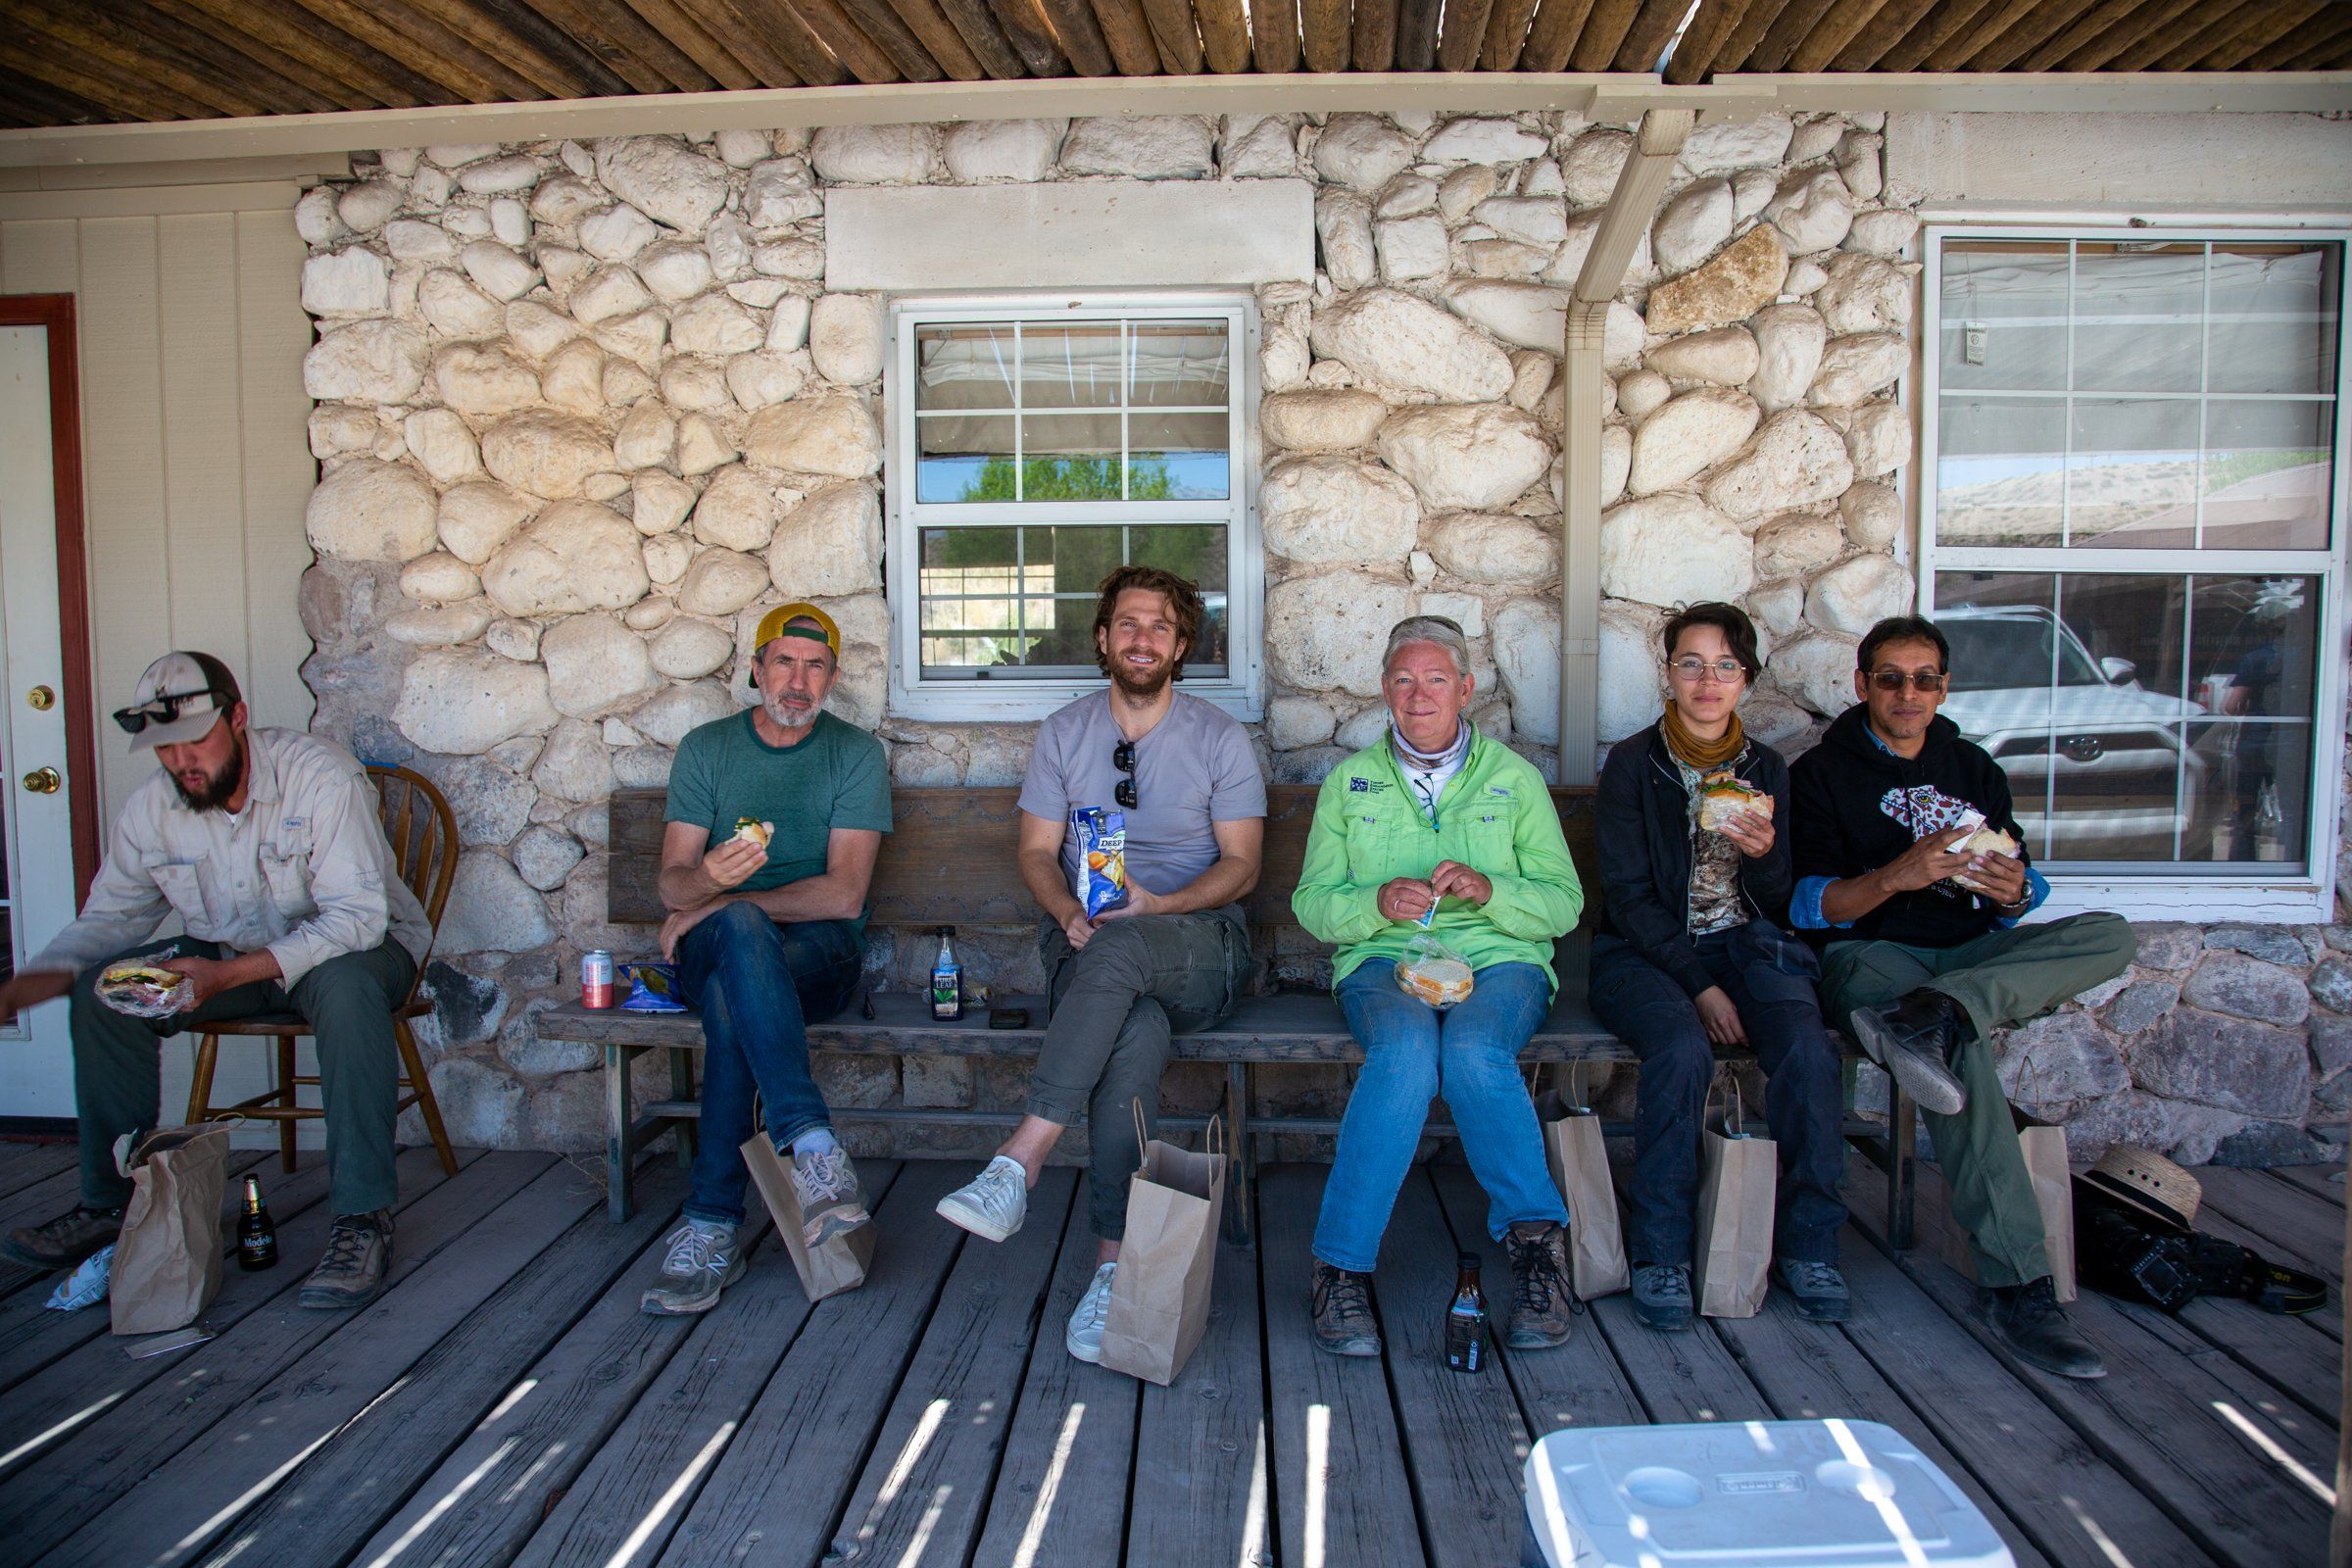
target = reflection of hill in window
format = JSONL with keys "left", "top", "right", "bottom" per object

{"left": 954, "top": 455, "right": 1176, "bottom": 502}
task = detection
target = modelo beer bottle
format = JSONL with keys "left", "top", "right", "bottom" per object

{"left": 1445, "top": 1250, "right": 1488, "bottom": 1373}
{"left": 237, "top": 1174, "right": 279, "bottom": 1271}
{"left": 930, "top": 927, "right": 964, "bottom": 1021}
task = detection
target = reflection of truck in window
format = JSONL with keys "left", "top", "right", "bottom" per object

{"left": 1936, "top": 606, "right": 2207, "bottom": 859}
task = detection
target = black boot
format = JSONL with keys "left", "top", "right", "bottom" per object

{"left": 1850, "top": 989, "right": 1969, "bottom": 1115}
{"left": 1979, "top": 1276, "right": 2105, "bottom": 1380}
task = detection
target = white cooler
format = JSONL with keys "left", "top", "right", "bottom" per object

{"left": 1521, "top": 1418, "right": 2014, "bottom": 1568}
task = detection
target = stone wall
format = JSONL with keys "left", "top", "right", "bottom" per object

{"left": 290, "top": 112, "right": 2347, "bottom": 1168}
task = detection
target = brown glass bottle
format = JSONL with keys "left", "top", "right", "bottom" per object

{"left": 1444, "top": 1250, "right": 1488, "bottom": 1373}
{"left": 237, "top": 1174, "right": 278, "bottom": 1271}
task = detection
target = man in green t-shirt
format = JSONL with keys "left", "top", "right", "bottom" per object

{"left": 640, "top": 602, "right": 893, "bottom": 1316}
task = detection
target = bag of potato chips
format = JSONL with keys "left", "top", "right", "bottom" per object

{"left": 1072, "top": 808, "right": 1130, "bottom": 919}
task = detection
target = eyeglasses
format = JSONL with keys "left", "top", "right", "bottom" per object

{"left": 1112, "top": 739, "right": 1138, "bottom": 810}
{"left": 1866, "top": 668, "right": 1948, "bottom": 693}
{"left": 1668, "top": 658, "right": 1747, "bottom": 684}
{"left": 112, "top": 687, "right": 229, "bottom": 736}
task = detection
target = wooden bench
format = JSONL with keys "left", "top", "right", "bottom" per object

{"left": 537, "top": 783, "right": 1918, "bottom": 1249}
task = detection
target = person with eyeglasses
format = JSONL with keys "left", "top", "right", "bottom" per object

{"left": 934, "top": 565, "right": 1263, "bottom": 1367}
{"left": 0, "top": 653, "right": 431, "bottom": 1309}
{"left": 1588, "top": 603, "right": 1851, "bottom": 1333}
{"left": 1291, "top": 616, "right": 1583, "bottom": 1358}
{"left": 1790, "top": 614, "right": 2132, "bottom": 1380}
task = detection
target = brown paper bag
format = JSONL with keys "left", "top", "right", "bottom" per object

{"left": 1927, "top": 1111, "right": 2076, "bottom": 1302}
{"left": 1532, "top": 1063, "right": 1629, "bottom": 1298}
{"left": 1101, "top": 1106, "right": 1226, "bottom": 1387}
{"left": 111, "top": 1122, "right": 235, "bottom": 1336}
{"left": 740, "top": 1129, "right": 874, "bottom": 1302}
{"left": 1692, "top": 1083, "right": 1776, "bottom": 1319}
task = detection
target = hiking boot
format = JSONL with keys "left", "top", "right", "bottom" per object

{"left": 1775, "top": 1258, "right": 1852, "bottom": 1322}
{"left": 1850, "top": 989, "right": 1969, "bottom": 1116}
{"left": 936, "top": 1154, "right": 1028, "bottom": 1243}
{"left": 1980, "top": 1276, "right": 2106, "bottom": 1380}
{"left": 300, "top": 1210, "right": 393, "bottom": 1309}
{"left": 1631, "top": 1262, "right": 1693, "bottom": 1333}
{"left": 1504, "top": 1223, "right": 1579, "bottom": 1349}
{"left": 640, "top": 1218, "right": 745, "bottom": 1316}
{"left": 792, "top": 1145, "right": 869, "bottom": 1248}
{"left": 1065, "top": 1260, "right": 1116, "bottom": 1364}
{"left": 1310, "top": 1261, "right": 1380, "bottom": 1356}
{"left": 2, "top": 1203, "right": 122, "bottom": 1271}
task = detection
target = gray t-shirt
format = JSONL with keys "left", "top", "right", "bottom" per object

{"left": 1018, "top": 690, "right": 1266, "bottom": 898}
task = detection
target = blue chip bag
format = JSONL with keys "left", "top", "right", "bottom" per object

{"left": 1072, "top": 807, "right": 1129, "bottom": 919}
{"left": 620, "top": 960, "right": 689, "bottom": 1013}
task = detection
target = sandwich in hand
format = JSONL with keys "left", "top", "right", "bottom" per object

{"left": 1950, "top": 819, "right": 2022, "bottom": 895}
{"left": 96, "top": 960, "right": 193, "bottom": 1017}
{"left": 1696, "top": 771, "right": 1770, "bottom": 833}
{"left": 731, "top": 817, "right": 775, "bottom": 851}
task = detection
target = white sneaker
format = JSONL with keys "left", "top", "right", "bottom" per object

{"left": 936, "top": 1154, "right": 1028, "bottom": 1243}
{"left": 1066, "top": 1261, "right": 1116, "bottom": 1364}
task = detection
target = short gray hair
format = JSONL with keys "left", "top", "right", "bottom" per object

{"left": 1382, "top": 615, "right": 1471, "bottom": 678}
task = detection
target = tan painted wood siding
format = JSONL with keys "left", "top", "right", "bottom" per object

{"left": 0, "top": 198, "right": 314, "bottom": 826}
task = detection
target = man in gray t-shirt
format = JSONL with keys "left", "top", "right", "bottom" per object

{"left": 936, "top": 567, "right": 1266, "bottom": 1368}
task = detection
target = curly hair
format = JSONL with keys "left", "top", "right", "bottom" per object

{"left": 1092, "top": 565, "right": 1206, "bottom": 679}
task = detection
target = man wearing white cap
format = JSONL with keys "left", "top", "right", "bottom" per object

{"left": 0, "top": 652, "right": 431, "bottom": 1309}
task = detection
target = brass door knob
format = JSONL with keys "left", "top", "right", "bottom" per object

{"left": 22, "top": 767, "right": 61, "bottom": 794}
{"left": 26, "top": 685, "right": 55, "bottom": 710}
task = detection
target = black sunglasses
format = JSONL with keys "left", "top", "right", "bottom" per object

{"left": 1112, "top": 739, "right": 1138, "bottom": 811}
{"left": 1866, "top": 668, "right": 1947, "bottom": 693}
{"left": 112, "top": 687, "right": 230, "bottom": 736}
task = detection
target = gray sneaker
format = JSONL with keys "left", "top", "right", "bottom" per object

{"left": 300, "top": 1210, "right": 393, "bottom": 1309}
{"left": 791, "top": 1145, "right": 869, "bottom": 1248}
{"left": 1776, "top": 1258, "right": 1852, "bottom": 1322}
{"left": 641, "top": 1219, "right": 745, "bottom": 1316}
{"left": 2, "top": 1204, "right": 122, "bottom": 1271}
{"left": 1630, "top": 1262, "right": 1693, "bottom": 1333}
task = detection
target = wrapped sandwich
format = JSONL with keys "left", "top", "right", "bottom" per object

{"left": 1696, "top": 771, "right": 1770, "bottom": 833}
{"left": 97, "top": 960, "right": 193, "bottom": 1019}
{"left": 1950, "top": 816, "right": 2022, "bottom": 895}
{"left": 731, "top": 817, "right": 774, "bottom": 850}
{"left": 1396, "top": 933, "right": 1475, "bottom": 1008}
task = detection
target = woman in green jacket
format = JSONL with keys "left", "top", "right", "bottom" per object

{"left": 1292, "top": 616, "right": 1586, "bottom": 1358}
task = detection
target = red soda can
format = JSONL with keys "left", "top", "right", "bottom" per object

{"left": 581, "top": 950, "right": 615, "bottom": 1009}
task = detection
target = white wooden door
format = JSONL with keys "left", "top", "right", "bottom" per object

{"left": 0, "top": 322, "right": 80, "bottom": 1116}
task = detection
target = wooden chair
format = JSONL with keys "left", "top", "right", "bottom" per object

{"left": 186, "top": 764, "right": 461, "bottom": 1177}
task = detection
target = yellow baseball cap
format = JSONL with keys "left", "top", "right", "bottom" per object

{"left": 750, "top": 602, "right": 839, "bottom": 685}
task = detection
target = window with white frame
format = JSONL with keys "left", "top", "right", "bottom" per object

{"left": 1923, "top": 230, "right": 2347, "bottom": 916}
{"left": 884, "top": 296, "right": 1260, "bottom": 721}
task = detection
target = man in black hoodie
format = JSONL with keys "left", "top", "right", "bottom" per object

{"left": 1790, "top": 615, "right": 2133, "bottom": 1380}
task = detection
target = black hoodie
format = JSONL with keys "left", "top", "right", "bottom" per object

{"left": 1788, "top": 705, "right": 2031, "bottom": 950}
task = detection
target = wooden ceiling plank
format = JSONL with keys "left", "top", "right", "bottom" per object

{"left": 1827, "top": 0, "right": 1933, "bottom": 69}
{"left": 277, "top": 0, "right": 539, "bottom": 99}
{"left": 1137, "top": 0, "right": 1207, "bottom": 68}
{"left": 1786, "top": 0, "right": 1898, "bottom": 71}
{"left": 2053, "top": 0, "right": 2195, "bottom": 68}
{"left": 519, "top": 0, "right": 720, "bottom": 91}
{"left": 1705, "top": 0, "right": 1797, "bottom": 71}
{"left": 1478, "top": 0, "right": 1540, "bottom": 70}
{"left": 1395, "top": 0, "right": 1443, "bottom": 67}
{"left": 871, "top": 0, "right": 990, "bottom": 76}
{"left": 1194, "top": 0, "right": 1252, "bottom": 71}
{"left": 676, "top": 0, "right": 833, "bottom": 83}
{"left": 2110, "top": 0, "right": 2253, "bottom": 70}
{"left": 391, "top": 0, "right": 604, "bottom": 96}
{"left": 1971, "top": 0, "right": 2105, "bottom": 71}
{"left": 608, "top": 0, "right": 762, "bottom": 87}
{"left": 2149, "top": 0, "right": 2268, "bottom": 71}
{"left": 1664, "top": 0, "right": 1754, "bottom": 79}
{"left": 463, "top": 0, "right": 644, "bottom": 93}
{"left": 115, "top": 0, "right": 364, "bottom": 112}
{"left": 2242, "top": 6, "right": 2352, "bottom": 71}
{"left": 1353, "top": 0, "right": 1398, "bottom": 70}
{"left": 1742, "top": 0, "right": 1839, "bottom": 72}
{"left": 1612, "top": 0, "right": 1698, "bottom": 70}
{"left": 0, "top": 61, "right": 122, "bottom": 125}
{"left": 172, "top": 0, "right": 454, "bottom": 104}
{"left": 2209, "top": 1, "right": 2331, "bottom": 70}
{"left": 1439, "top": 0, "right": 1500, "bottom": 70}
{"left": 1516, "top": 0, "right": 1597, "bottom": 71}
{"left": 1567, "top": 0, "right": 1644, "bottom": 69}
{"left": 987, "top": 0, "right": 1076, "bottom": 72}
{"left": 1248, "top": 0, "right": 1299, "bottom": 70}
{"left": 1872, "top": 0, "right": 1984, "bottom": 71}
{"left": 0, "top": 38, "right": 198, "bottom": 120}
{"left": 1298, "top": 0, "right": 1351, "bottom": 69}
{"left": 2173, "top": 0, "right": 2317, "bottom": 70}
{"left": 23, "top": 6, "right": 275, "bottom": 115}
{"left": 1091, "top": 0, "right": 1166, "bottom": 71}
{"left": 1920, "top": 0, "right": 2032, "bottom": 70}
{"left": 836, "top": 0, "right": 956, "bottom": 78}
{"left": 2014, "top": 0, "right": 2137, "bottom": 73}
{"left": 934, "top": 0, "right": 1032, "bottom": 75}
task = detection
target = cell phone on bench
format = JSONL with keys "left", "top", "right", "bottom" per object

{"left": 988, "top": 1007, "right": 1029, "bottom": 1030}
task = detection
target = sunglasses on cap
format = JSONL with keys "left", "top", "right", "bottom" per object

{"left": 112, "top": 687, "right": 231, "bottom": 736}
{"left": 1865, "top": 668, "right": 1948, "bottom": 693}
{"left": 1112, "top": 739, "right": 1139, "bottom": 810}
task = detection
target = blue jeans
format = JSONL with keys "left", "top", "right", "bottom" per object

{"left": 673, "top": 903, "right": 863, "bottom": 1226}
{"left": 1588, "top": 919, "right": 1848, "bottom": 1268}
{"left": 1312, "top": 960, "right": 1568, "bottom": 1274}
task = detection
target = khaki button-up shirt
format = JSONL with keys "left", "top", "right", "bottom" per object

{"left": 28, "top": 726, "right": 432, "bottom": 988}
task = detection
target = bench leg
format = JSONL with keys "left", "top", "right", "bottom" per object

{"left": 607, "top": 1044, "right": 634, "bottom": 1224}
{"left": 1224, "top": 1062, "right": 1253, "bottom": 1249}
{"left": 1886, "top": 1084, "right": 1917, "bottom": 1251}
{"left": 667, "top": 1047, "right": 699, "bottom": 1169}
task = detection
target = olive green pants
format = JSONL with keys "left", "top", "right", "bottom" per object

{"left": 1819, "top": 911, "right": 2134, "bottom": 1289}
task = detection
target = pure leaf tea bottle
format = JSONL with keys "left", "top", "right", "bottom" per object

{"left": 1445, "top": 1250, "right": 1488, "bottom": 1373}
{"left": 930, "top": 927, "right": 964, "bottom": 1021}
{"left": 237, "top": 1174, "right": 278, "bottom": 1271}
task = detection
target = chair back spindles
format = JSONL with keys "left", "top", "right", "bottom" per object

{"left": 367, "top": 765, "right": 459, "bottom": 981}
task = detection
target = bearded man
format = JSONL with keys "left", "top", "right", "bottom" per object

{"left": 935, "top": 566, "right": 1265, "bottom": 1367}
{"left": 0, "top": 653, "right": 432, "bottom": 1307}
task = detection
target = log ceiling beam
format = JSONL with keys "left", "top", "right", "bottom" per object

{"left": 875, "top": 0, "right": 991, "bottom": 78}
{"left": 1827, "top": 0, "right": 1936, "bottom": 70}
{"left": 2053, "top": 0, "right": 2194, "bottom": 70}
{"left": 1194, "top": 0, "right": 1250, "bottom": 73}
{"left": 1709, "top": 0, "right": 1800, "bottom": 72}
{"left": 612, "top": 0, "right": 763, "bottom": 89}
{"left": 1031, "top": 0, "right": 1116, "bottom": 74}
{"left": 168, "top": 0, "right": 456, "bottom": 106}
{"left": 1664, "top": 0, "right": 1754, "bottom": 80}
{"left": 17, "top": 4, "right": 283, "bottom": 117}
{"left": 0, "top": 62, "right": 118, "bottom": 127}
{"left": 1248, "top": 0, "right": 1299, "bottom": 72}
{"left": 670, "top": 0, "right": 822, "bottom": 85}
{"left": 934, "top": 0, "right": 1031, "bottom": 77}
{"left": 274, "top": 0, "right": 543, "bottom": 100}
{"left": 110, "top": 0, "right": 362, "bottom": 113}
{"left": 517, "top": 0, "right": 718, "bottom": 93}
{"left": 987, "top": 0, "right": 1074, "bottom": 74}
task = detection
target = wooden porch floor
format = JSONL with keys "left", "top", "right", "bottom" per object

{"left": 0, "top": 1134, "right": 2339, "bottom": 1567}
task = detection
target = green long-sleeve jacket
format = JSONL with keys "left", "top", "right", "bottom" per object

{"left": 1291, "top": 726, "right": 1585, "bottom": 995}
